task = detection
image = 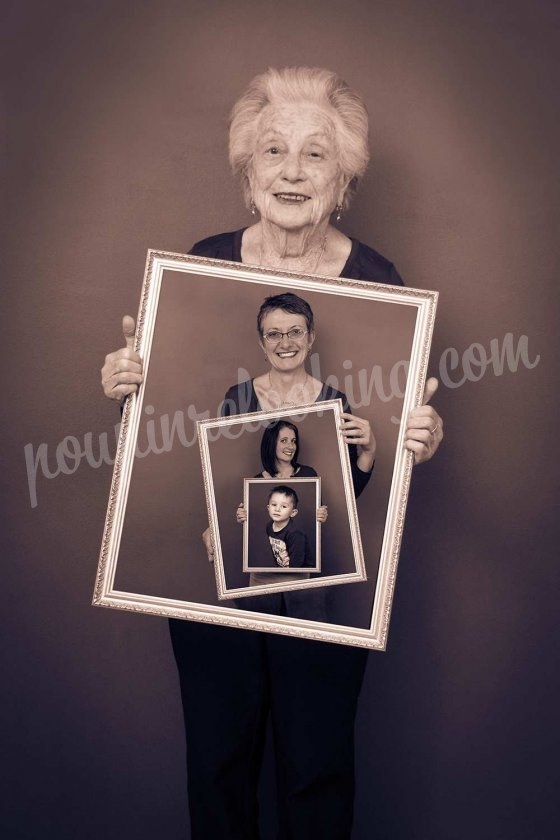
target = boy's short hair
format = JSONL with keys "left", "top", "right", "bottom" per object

{"left": 267, "top": 485, "right": 299, "bottom": 508}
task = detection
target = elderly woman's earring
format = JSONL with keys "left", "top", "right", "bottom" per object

{"left": 250, "top": 200, "right": 257, "bottom": 216}
{"left": 335, "top": 204, "right": 343, "bottom": 222}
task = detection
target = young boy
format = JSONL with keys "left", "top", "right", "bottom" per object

{"left": 266, "top": 485, "right": 313, "bottom": 569}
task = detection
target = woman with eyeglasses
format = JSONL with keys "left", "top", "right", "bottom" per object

{"left": 220, "top": 291, "right": 376, "bottom": 501}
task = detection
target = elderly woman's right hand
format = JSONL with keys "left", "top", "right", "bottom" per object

{"left": 101, "top": 315, "right": 144, "bottom": 401}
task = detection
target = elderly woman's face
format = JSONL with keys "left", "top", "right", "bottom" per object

{"left": 250, "top": 102, "right": 346, "bottom": 231}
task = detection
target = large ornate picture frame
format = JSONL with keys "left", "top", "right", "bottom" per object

{"left": 93, "top": 250, "right": 437, "bottom": 650}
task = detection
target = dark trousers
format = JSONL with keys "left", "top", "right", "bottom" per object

{"left": 169, "top": 619, "right": 368, "bottom": 840}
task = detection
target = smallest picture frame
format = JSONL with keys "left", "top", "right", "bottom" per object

{"left": 243, "top": 477, "right": 321, "bottom": 575}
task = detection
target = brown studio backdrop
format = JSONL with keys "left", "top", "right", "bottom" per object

{"left": 3, "top": 1, "right": 559, "bottom": 838}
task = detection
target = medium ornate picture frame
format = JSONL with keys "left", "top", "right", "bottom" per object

{"left": 93, "top": 250, "right": 437, "bottom": 649}
{"left": 198, "top": 401, "right": 365, "bottom": 601}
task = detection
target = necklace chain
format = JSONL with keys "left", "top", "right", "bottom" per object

{"left": 268, "top": 371, "right": 310, "bottom": 408}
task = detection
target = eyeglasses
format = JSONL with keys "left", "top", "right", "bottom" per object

{"left": 262, "top": 328, "right": 308, "bottom": 344}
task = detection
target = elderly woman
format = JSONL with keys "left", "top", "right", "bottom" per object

{"left": 102, "top": 67, "right": 443, "bottom": 840}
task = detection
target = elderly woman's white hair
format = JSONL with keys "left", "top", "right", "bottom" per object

{"left": 229, "top": 67, "right": 370, "bottom": 212}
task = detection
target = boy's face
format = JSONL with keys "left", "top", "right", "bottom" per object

{"left": 267, "top": 492, "right": 298, "bottom": 527}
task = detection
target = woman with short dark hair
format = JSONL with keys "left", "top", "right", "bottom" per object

{"left": 222, "top": 289, "right": 376, "bottom": 498}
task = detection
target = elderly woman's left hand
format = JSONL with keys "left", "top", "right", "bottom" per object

{"left": 405, "top": 377, "right": 444, "bottom": 465}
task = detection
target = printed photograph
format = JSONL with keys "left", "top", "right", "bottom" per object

{"left": 198, "top": 403, "right": 365, "bottom": 602}
{"left": 244, "top": 479, "right": 320, "bottom": 575}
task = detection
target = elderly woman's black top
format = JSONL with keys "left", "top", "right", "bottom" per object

{"left": 189, "top": 228, "right": 404, "bottom": 500}
{"left": 190, "top": 228, "right": 404, "bottom": 284}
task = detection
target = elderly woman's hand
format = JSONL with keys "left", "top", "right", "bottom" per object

{"left": 405, "top": 377, "right": 444, "bottom": 465}
{"left": 316, "top": 505, "right": 328, "bottom": 524}
{"left": 236, "top": 503, "right": 247, "bottom": 524}
{"left": 101, "top": 315, "right": 144, "bottom": 401}
{"left": 340, "top": 412, "right": 377, "bottom": 472}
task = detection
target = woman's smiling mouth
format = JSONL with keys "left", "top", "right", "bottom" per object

{"left": 273, "top": 192, "right": 310, "bottom": 203}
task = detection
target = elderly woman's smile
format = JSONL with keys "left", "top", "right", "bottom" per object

{"left": 274, "top": 192, "right": 311, "bottom": 204}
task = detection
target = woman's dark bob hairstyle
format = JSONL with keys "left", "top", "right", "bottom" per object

{"left": 260, "top": 420, "right": 300, "bottom": 477}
